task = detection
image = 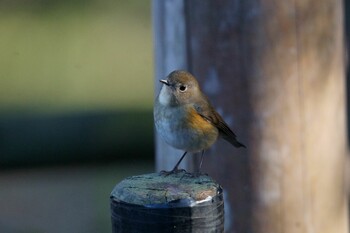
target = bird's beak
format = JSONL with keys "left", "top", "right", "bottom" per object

{"left": 160, "top": 79, "right": 170, "bottom": 86}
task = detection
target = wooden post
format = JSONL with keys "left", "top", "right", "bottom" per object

{"left": 153, "top": 0, "right": 348, "bottom": 232}
{"left": 110, "top": 172, "right": 224, "bottom": 233}
{"left": 153, "top": 0, "right": 194, "bottom": 172}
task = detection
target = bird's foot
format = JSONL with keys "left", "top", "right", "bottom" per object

{"left": 159, "top": 168, "right": 187, "bottom": 176}
{"left": 188, "top": 171, "right": 209, "bottom": 178}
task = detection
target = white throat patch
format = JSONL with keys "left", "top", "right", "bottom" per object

{"left": 158, "top": 85, "right": 172, "bottom": 105}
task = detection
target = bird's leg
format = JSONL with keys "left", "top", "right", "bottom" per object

{"left": 172, "top": 151, "right": 187, "bottom": 172}
{"left": 198, "top": 150, "right": 205, "bottom": 172}
{"left": 182, "top": 150, "right": 208, "bottom": 178}
{"left": 188, "top": 150, "right": 208, "bottom": 177}
{"left": 160, "top": 151, "right": 187, "bottom": 176}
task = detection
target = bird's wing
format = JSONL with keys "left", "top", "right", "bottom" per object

{"left": 194, "top": 100, "right": 246, "bottom": 148}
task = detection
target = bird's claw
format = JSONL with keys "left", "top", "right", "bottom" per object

{"left": 159, "top": 168, "right": 187, "bottom": 176}
{"left": 187, "top": 171, "right": 209, "bottom": 178}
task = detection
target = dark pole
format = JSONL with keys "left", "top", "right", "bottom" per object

{"left": 154, "top": 0, "right": 348, "bottom": 232}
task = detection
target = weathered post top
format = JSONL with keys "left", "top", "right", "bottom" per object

{"left": 110, "top": 171, "right": 224, "bottom": 233}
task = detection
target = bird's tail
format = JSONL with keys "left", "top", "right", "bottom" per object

{"left": 224, "top": 136, "right": 246, "bottom": 148}
{"left": 232, "top": 140, "right": 246, "bottom": 148}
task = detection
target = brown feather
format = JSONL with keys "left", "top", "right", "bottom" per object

{"left": 194, "top": 98, "right": 246, "bottom": 148}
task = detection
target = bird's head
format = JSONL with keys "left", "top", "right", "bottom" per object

{"left": 158, "top": 70, "right": 202, "bottom": 106}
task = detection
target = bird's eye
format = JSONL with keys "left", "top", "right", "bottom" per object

{"left": 179, "top": 85, "right": 187, "bottom": 92}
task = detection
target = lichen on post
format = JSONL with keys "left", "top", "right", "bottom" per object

{"left": 110, "top": 171, "right": 224, "bottom": 233}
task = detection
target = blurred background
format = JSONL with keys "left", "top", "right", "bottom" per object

{"left": 0, "top": 0, "right": 154, "bottom": 232}
{"left": 1, "top": 1, "right": 350, "bottom": 233}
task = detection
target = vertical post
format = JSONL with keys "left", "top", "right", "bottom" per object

{"left": 153, "top": 0, "right": 348, "bottom": 232}
{"left": 153, "top": 0, "right": 194, "bottom": 171}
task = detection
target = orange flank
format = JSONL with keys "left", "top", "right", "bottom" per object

{"left": 186, "top": 107, "right": 215, "bottom": 133}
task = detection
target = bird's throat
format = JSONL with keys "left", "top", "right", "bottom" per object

{"left": 158, "top": 85, "right": 172, "bottom": 105}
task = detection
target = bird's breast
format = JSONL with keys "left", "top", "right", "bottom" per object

{"left": 154, "top": 101, "right": 218, "bottom": 152}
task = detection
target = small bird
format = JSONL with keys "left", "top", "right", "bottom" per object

{"left": 154, "top": 70, "right": 245, "bottom": 174}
